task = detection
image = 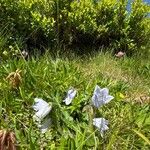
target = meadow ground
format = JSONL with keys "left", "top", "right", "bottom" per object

{"left": 0, "top": 51, "right": 150, "bottom": 149}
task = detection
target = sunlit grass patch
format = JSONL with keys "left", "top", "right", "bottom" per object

{"left": 0, "top": 53, "right": 150, "bottom": 149}
{"left": 79, "top": 52, "right": 150, "bottom": 103}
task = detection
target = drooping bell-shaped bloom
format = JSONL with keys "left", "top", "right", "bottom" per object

{"left": 39, "top": 118, "right": 52, "bottom": 133}
{"left": 63, "top": 88, "right": 77, "bottom": 105}
{"left": 93, "top": 118, "right": 109, "bottom": 137}
{"left": 92, "top": 85, "right": 114, "bottom": 108}
{"left": 32, "top": 98, "right": 52, "bottom": 122}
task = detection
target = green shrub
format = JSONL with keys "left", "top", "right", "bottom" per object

{"left": 0, "top": 0, "right": 56, "bottom": 49}
{"left": 0, "top": 0, "right": 149, "bottom": 54}
{"left": 128, "top": 0, "right": 150, "bottom": 53}
{"left": 67, "top": 0, "right": 97, "bottom": 46}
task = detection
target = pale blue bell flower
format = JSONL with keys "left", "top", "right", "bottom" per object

{"left": 39, "top": 118, "right": 51, "bottom": 133}
{"left": 32, "top": 98, "right": 52, "bottom": 122}
{"left": 93, "top": 118, "right": 109, "bottom": 137}
{"left": 63, "top": 88, "right": 77, "bottom": 105}
{"left": 92, "top": 85, "right": 114, "bottom": 108}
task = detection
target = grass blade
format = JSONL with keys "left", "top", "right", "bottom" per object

{"left": 132, "top": 129, "right": 150, "bottom": 146}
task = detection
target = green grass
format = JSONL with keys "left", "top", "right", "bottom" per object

{"left": 0, "top": 52, "right": 150, "bottom": 149}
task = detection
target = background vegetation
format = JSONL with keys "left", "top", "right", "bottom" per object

{"left": 0, "top": 0, "right": 150, "bottom": 56}
{"left": 0, "top": 0, "right": 150, "bottom": 149}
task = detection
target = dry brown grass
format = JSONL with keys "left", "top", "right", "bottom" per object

{"left": 0, "top": 130, "right": 16, "bottom": 150}
{"left": 6, "top": 69, "right": 22, "bottom": 89}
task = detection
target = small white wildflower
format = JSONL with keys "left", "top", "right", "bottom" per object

{"left": 92, "top": 85, "right": 114, "bottom": 108}
{"left": 93, "top": 118, "right": 109, "bottom": 137}
{"left": 32, "top": 98, "right": 52, "bottom": 122}
{"left": 63, "top": 88, "right": 77, "bottom": 105}
{"left": 21, "top": 50, "right": 28, "bottom": 58}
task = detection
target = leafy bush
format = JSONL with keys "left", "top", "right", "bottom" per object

{"left": 128, "top": 1, "right": 150, "bottom": 52}
{"left": 0, "top": 0, "right": 149, "bottom": 54}
{"left": 0, "top": 0, "right": 56, "bottom": 50}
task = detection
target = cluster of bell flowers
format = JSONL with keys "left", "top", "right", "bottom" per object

{"left": 32, "top": 85, "right": 114, "bottom": 136}
{"left": 92, "top": 85, "right": 114, "bottom": 137}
